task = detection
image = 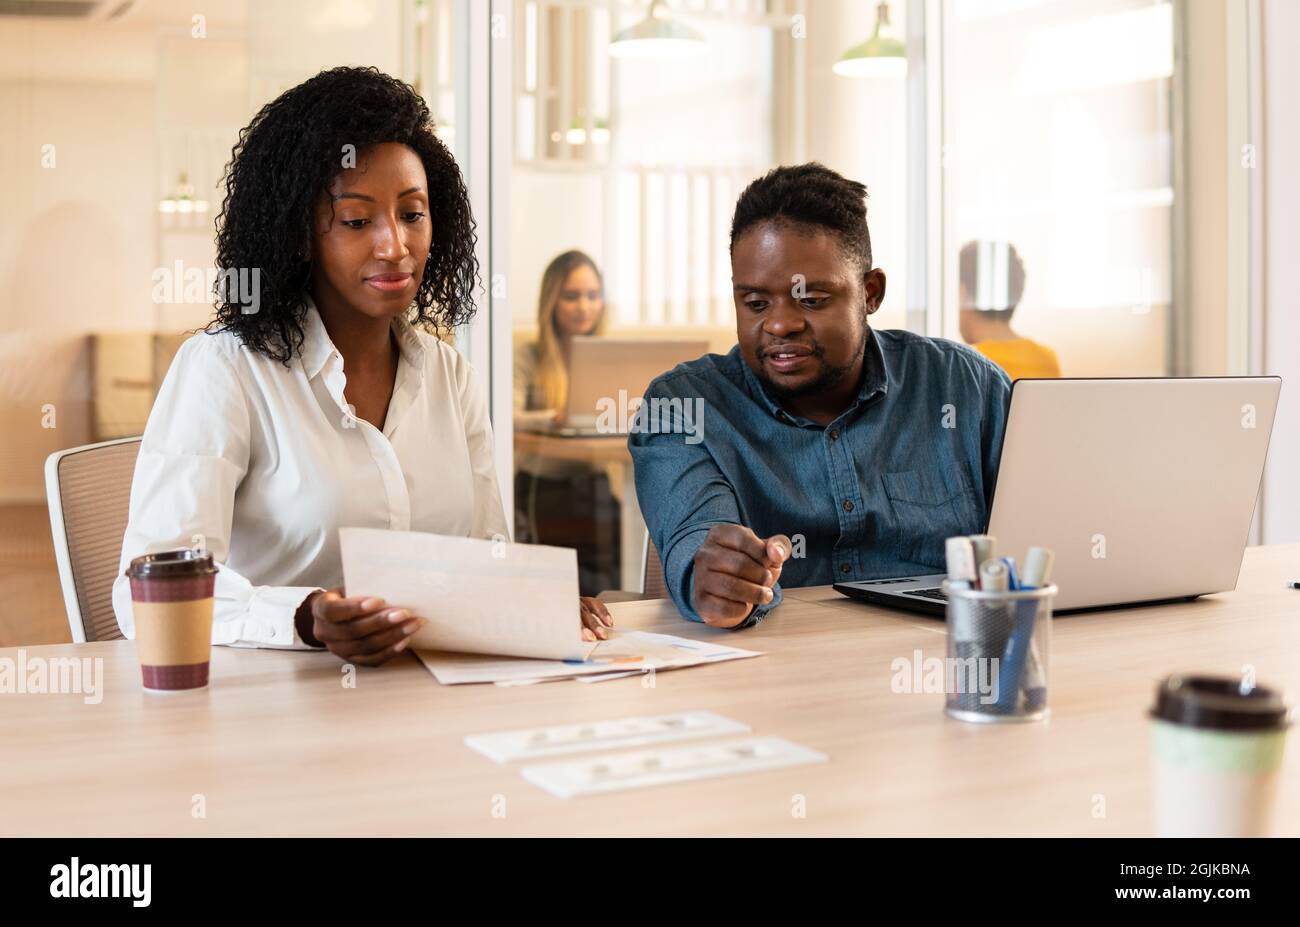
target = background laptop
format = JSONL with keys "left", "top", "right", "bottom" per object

{"left": 523, "top": 337, "right": 709, "bottom": 437}
{"left": 834, "top": 376, "right": 1282, "bottom": 617}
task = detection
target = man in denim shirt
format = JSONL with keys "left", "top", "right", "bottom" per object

{"left": 629, "top": 163, "right": 1011, "bottom": 629}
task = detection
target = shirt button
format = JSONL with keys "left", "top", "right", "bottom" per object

{"left": 829, "top": 429, "right": 840, "bottom": 441}
{"left": 840, "top": 563, "right": 851, "bottom": 574}
{"left": 842, "top": 499, "right": 854, "bottom": 512}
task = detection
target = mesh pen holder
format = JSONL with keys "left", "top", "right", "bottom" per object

{"left": 944, "top": 583, "right": 1056, "bottom": 723}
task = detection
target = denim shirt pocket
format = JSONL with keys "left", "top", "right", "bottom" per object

{"left": 881, "top": 469, "right": 983, "bottom": 570}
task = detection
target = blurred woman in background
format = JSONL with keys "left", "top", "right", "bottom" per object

{"left": 514, "top": 250, "right": 620, "bottom": 595}
{"left": 514, "top": 250, "right": 608, "bottom": 418}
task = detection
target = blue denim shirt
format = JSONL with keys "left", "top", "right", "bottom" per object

{"left": 628, "top": 328, "right": 1012, "bottom": 627}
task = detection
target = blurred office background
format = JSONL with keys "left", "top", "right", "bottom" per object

{"left": 2, "top": 0, "right": 1297, "bottom": 644}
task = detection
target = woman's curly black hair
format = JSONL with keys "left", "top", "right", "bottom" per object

{"left": 208, "top": 66, "right": 478, "bottom": 364}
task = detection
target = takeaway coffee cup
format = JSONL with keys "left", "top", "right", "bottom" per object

{"left": 1150, "top": 674, "right": 1291, "bottom": 837}
{"left": 126, "top": 549, "right": 219, "bottom": 692}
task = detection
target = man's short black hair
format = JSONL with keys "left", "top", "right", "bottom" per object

{"left": 959, "top": 240, "right": 1025, "bottom": 321}
{"left": 729, "top": 162, "right": 872, "bottom": 269}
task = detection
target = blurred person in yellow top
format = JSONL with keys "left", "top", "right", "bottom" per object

{"left": 958, "top": 240, "right": 1061, "bottom": 380}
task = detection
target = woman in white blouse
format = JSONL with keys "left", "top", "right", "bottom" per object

{"left": 112, "top": 66, "right": 613, "bottom": 665}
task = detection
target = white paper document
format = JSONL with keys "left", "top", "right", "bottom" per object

{"left": 339, "top": 527, "right": 592, "bottom": 661}
{"left": 465, "top": 711, "right": 751, "bottom": 763}
{"left": 521, "top": 736, "right": 828, "bottom": 799}
{"left": 415, "top": 630, "right": 763, "bottom": 685}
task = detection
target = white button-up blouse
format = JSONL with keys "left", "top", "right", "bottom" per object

{"left": 111, "top": 298, "right": 509, "bottom": 649}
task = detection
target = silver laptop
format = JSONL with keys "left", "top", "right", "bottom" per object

{"left": 835, "top": 377, "right": 1282, "bottom": 616}
{"left": 524, "top": 337, "right": 709, "bottom": 437}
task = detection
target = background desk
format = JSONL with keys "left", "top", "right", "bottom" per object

{"left": 2, "top": 544, "right": 1297, "bottom": 836}
{"left": 513, "top": 429, "right": 646, "bottom": 590}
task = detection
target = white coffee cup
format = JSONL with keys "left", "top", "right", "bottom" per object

{"left": 1150, "top": 675, "right": 1291, "bottom": 837}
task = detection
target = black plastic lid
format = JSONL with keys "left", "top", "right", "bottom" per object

{"left": 1150, "top": 675, "right": 1291, "bottom": 732}
{"left": 126, "top": 548, "right": 218, "bottom": 579}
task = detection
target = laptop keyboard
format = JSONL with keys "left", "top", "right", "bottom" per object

{"left": 900, "top": 587, "right": 948, "bottom": 601}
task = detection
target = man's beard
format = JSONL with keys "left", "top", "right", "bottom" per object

{"left": 756, "top": 325, "right": 869, "bottom": 401}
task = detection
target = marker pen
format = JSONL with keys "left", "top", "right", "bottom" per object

{"left": 1019, "top": 546, "right": 1055, "bottom": 709}
{"left": 969, "top": 535, "right": 996, "bottom": 575}
{"left": 978, "top": 559, "right": 1009, "bottom": 593}
{"left": 945, "top": 536, "right": 977, "bottom": 586}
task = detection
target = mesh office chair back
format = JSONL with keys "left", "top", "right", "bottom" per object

{"left": 44, "top": 437, "right": 141, "bottom": 642}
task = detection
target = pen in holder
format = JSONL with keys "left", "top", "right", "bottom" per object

{"left": 943, "top": 583, "right": 1056, "bottom": 723}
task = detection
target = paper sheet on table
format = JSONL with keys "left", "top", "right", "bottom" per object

{"left": 415, "top": 630, "right": 763, "bottom": 685}
{"left": 339, "top": 527, "right": 593, "bottom": 661}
